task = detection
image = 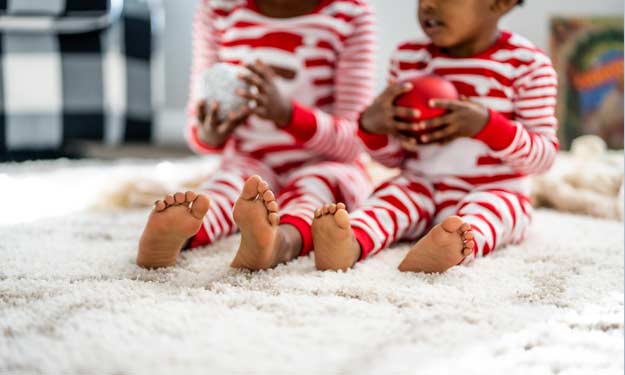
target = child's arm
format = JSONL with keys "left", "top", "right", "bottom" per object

{"left": 420, "top": 53, "right": 559, "bottom": 175}
{"left": 185, "top": 1, "right": 225, "bottom": 154}
{"left": 473, "top": 54, "right": 559, "bottom": 175}
{"left": 358, "top": 130, "right": 408, "bottom": 168}
{"left": 356, "top": 54, "right": 420, "bottom": 168}
{"left": 357, "top": 83, "right": 416, "bottom": 168}
{"left": 276, "top": 4, "right": 378, "bottom": 163}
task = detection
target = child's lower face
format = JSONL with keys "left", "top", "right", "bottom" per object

{"left": 417, "top": 0, "right": 506, "bottom": 55}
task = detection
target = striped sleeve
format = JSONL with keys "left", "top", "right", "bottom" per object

{"left": 474, "top": 52, "right": 559, "bottom": 175}
{"left": 185, "top": 0, "right": 222, "bottom": 154}
{"left": 281, "top": 2, "right": 376, "bottom": 163}
{"left": 357, "top": 46, "right": 407, "bottom": 168}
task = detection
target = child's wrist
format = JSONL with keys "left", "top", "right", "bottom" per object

{"left": 196, "top": 125, "right": 227, "bottom": 147}
{"left": 275, "top": 101, "right": 294, "bottom": 128}
{"left": 473, "top": 108, "right": 517, "bottom": 151}
{"left": 358, "top": 111, "right": 377, "bottom": 134}
{"left": 471, "top": 107, "right": 491, "bottom": 137}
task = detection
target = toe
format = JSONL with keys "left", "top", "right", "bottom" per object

{"left": 164, "top": 194, "right": 175, "bottom": 205}
{"left": 459, "top": 223, "right": 471, "bottom": 233}
{"left": 258, "top": 181, "right": 270, "bottom": 194}
{"left": 329, "top": 204, "right": 337, "bottom": 214}
{"left": 322, "top": 205, "right": 330, "bottom": 215}
{"left": 441, "top": 216, "right": 464, "bottom": 233}
{"left": 262, "top": 189, "right": 275, "bottom": 202}
{"left": 154, "top": 200, "right": 166, "bottom": 212}
{"left": 190, "top": 194, "right": 211, "bottom": 219}
{"left": 336, "top": 202, "right": 346, "bottom": 210}
{"left": 463, "top": 240, "right": 475, "bottom": 255}
{"left": 314, "top": 208, "right": 322, "bottom": 218}
{"left": 241, "top": 176, "right": 262, "bottom": 200}
{"left": 334, "top": 208, "right": 351, "bottom": 229}
{"left": 266, "top": 200, "right": 279, "bottom": 212}
{"left": 268, "top": 212, "right": 279, "bottom": 226}
{"left": 463, "top": 230, "right": 474, "bottom": 241}
{"left": 174, "top": 192, "right": 186, "bottom": 204}
{"left": 185, "top": 191, "right": 197, "bottom": 202}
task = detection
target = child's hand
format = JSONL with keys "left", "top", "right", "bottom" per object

{"left": 415, "top": 97, "right": 489, "bottom": 144}
{"left": 237, "top": 60, "right": 293, "bottom": 127}
{"left": 359, "top": 81, "right": 421, "bottom": 141}
{"left": 196, "top": 100, "right": 250, "bottom": 147}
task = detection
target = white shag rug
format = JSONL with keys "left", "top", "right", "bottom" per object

{"left": 0, "top": 158, "right": 623, "bottom": 375}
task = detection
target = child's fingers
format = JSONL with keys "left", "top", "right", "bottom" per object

{"left": 396, "top": 133, "right": 416, "bottom": 144}
{"left": 216, "top": 106, "right": 250, "bottom": 135}
{"left": 251, "top": 93, "right": 269, "bottom": 109}
{"left": 393, "top": 106, "right": 421, "bottom": 120}
{"left": 239, "top": 73, "right": 266, "bottom": 92}
{"left": 255, "top": 60, "right": 275, "bottom": 79}
{"left": 429, "top": 98, "right": 467, "bottom": 110}
{"left": 247, "top": 61, "right": 271, "bottom": 82}
{"left": 417, "top": 113, "right": 454, "bottom": 131}
{"left": 392, "top": 82, "right": 413, "bottom": 98}
{"left": 252, "top": 105, "right": 269, "bottom": 118}
{"left": 206, "top": 101, "right": 221, "bottom": 130}
{"left": 236, "top": 88, "right": 261, "bottom": 101}
{"left": 381, "top": 81, "right": 413, "bottom": 103}
{"left": 197, "top": 101, "right": 207, "bottom": 123}
{"left": 420, "top": 124, "right": 458, "bottom": 144}
{"left": 237, "top": 88, "right": 269, "bottom": 109}
{"left": 400, "top": 140, "right": 420, "bottom": 152}
{"left": 396, "top": 134, "right": 419, "bottom": 151}
{"left": 439, "top": 134, "right": 459, "bottom": 145}
{"left": 394, "top": 121, "right": 420, "bottom": 132}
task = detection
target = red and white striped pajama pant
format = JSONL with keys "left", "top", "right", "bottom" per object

{"left": 188, "top": 154, "right": 373, "bottom": 255}
{"left": 349, "top": 173, "right": 533, "bottom": 262}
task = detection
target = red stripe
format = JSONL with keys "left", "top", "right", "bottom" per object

{"left": 280, "top": 215, "right": 314, "bottom": 256}
{"left": 468, "top": 224, "right": 491, "bottom": 256}
{"left": 493, "top": 191, "right": 518, "bottom": 229}
{"left": 469, "top": 213, "right": 497, "bottom": 255}
{"left": 188, "top": 224, "right": 210, "bottom": 249}
{"left": 476, "top": 156, "right": 502, "bottom": 166}
{"left": 458, "top": 173, "right": 526, "bottom": 185}
{"left": 362, "top": 208, "right": 391, "bottom": 250}
{"left": 353, "top": 226, "right": 375, "bottom": 260}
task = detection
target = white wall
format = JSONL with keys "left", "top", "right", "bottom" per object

{"left": 156, "top": 0, "right": 624, "bottom": 144}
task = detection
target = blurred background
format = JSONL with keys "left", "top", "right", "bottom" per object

{"left": 0, "top": 0, "right": 623, "bottom": 160}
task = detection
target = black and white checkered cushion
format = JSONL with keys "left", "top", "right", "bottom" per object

{"left": 0, "top": 0, "right": 158, "bottom": 161}
{"left": 0, "top": 0, "right": 110, "bottom": 16}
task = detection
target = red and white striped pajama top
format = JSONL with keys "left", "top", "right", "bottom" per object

{"left": 185, "top": 0, "right": 376, "bottom": 253}
{"left": 352, "top": 31, "right": 559, "bottom": 261}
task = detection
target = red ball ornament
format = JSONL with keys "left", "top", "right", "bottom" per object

{"left": 394, "top": 74, "right": 459, "bottom": 122}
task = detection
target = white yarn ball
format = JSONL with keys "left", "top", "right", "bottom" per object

{"left": 196, "top": 63, "right": 250, "bottom": 121}
{"left": 570, "top": 135, "right": 607, "bottom": 159}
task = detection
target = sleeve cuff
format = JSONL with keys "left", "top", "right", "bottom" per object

{"left": 188, "top": 124, "right": 225, "bottom": 153}
{"left": 357, "top": 114, "right": 391, "bottom": 150}
{"left": 473, "top": 108, "right": 518, "bottom": 151}
{"left": 281, "top": 101, "right": 317, "bottom": 143}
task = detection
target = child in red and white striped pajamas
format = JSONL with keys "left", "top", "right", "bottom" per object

{"left": 136, "top": 0, "right": 376, "bottom": 269}
{"left": 312, "top": 0, "right": 559, "bottom": 273}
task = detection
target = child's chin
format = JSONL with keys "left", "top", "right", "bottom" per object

{"left": 425, "top": 34, "right": 453, "bottom": 47}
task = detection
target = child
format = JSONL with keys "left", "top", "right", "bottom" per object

{"left": 311, "top": 0, "right": 559, "bottom": 273}
{"left": 136, "top": 0, "right": 376, "bottom": 269}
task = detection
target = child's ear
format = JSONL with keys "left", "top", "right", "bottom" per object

{"left": 490, "top": 0, "right": 518, "bottom": 15}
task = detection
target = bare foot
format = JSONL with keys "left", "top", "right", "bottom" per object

{"left": 398, "top": 216, "right": 474, "bottom": 273}
{"left": 230, "top": 175, "right": 284, "bottom": 270}
{"left": 312, "top": 203, "right": 361, "bottom": 271}
{"left": 137, "top": 191, "right": 210, "bottom": 268}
